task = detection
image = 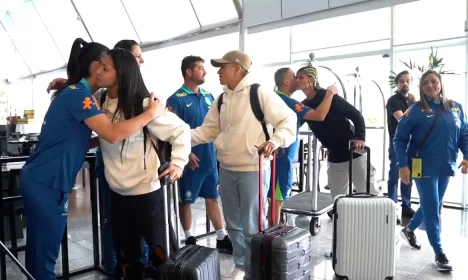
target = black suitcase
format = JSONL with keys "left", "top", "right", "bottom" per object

{"left": 251, "top": 153, "right": 312, "bottom": 280}
{"left": 149, "top": 163, "right": 221, "bottom": 280}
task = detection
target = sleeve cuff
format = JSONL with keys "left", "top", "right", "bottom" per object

{"left": 170, "top": 158, "right": 187, "bottom": 170}
{"left": 268, "top": 137, "right": 281, "bottom": 150}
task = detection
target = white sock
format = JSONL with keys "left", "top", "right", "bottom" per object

{"left": 184, "top": 229, "right": 193, "bottom": 239}
{"left": 216, "top": 228, "right": 227, "bottom": 240}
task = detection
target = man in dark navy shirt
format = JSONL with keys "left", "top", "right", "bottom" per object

{"left": 386, "top": 70, "right": 415, "bottom": 222}
{"left": 297, "top": 67, "right": 379, "bottom": 212}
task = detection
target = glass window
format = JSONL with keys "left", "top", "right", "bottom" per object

{"left": 393, "top": 43, "right": 466, "bottom": 205}
{"left": 29, "top": 70, "right": 67, "bottom": 132}
{"left": 191, "top": 0, "right": 238, "bottom": 27}
{"left": 121, "top": 0, "right": 200, "bottom": 43}
{"left": 246, "top": 27, "right": 290, "bottom": 66}
{"left": 393, "top": 43, "right": 466, "bottom": 104}
{"left": 250, "top": 65, "right": 289, "bottom": 95}
{"left": 73, "top": 0, "right": 138, "bottom": 48}
{"left": 393, "top": 0, "right": 466, "bottom": 45}
{"left": 291, "top": 8, "right": 391, "bottom": 53}
{"left": 141, "top": 32, "right": 239, "bottom": 101}
{"left": 7, "top": 78, "right": 33, "bottom": 121}
{"left": 292, "top": 40, "right": 390, "bottom": 63}
{"left": 2, "top": 1, "right": 65, "bottom": 73}
{"left": 33, "top": 0, "right": 91, "bottom": 60}
{"left": 0, "top": 27, "right": 30, "bottom": 79}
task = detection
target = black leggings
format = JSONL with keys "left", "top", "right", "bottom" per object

{"left": 110, "top": 188, "right": 178, "bottom": 279}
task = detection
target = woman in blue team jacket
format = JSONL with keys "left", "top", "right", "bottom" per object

{"left": 394, "top": 70, "right": 468, "bottom": 273}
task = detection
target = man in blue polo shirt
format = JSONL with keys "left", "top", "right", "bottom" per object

{"left": 166, "top": 55, "right": 232, "bottom": 253}
{"left": 268, "top": 67, "right": 337, "bottom": 226}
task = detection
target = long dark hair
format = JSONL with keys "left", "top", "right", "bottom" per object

{"left": 114, "top": 39, "right": 139, "bottom": 51}
{"left": 416, "top": 70, "right": 453, "bottom": 111}
{"left": 52, "top": 38, "right": 108, "bottom": 100}
{"left": 105, "top": 48, "right": 166, "bottom": 168}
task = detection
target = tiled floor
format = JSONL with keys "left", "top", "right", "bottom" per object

{"left": 3, "top": 185, "right": 468, "bottom": 280}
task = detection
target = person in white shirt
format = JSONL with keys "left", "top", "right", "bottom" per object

{"left": 190, "top": 50, "right": 297, "bottom": 280}
{"left": 95, "top": 48, "right": 191, "bottom": 279}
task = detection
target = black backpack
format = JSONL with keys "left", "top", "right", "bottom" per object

{"left": 217, "top": 83, "right": 270, "bottom": 141}
{"left": 99, "top": 91, "right": 171, "bottom": 168}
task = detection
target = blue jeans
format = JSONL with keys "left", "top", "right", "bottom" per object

{"left": 407, "top": 176, "right": 450, "bottom": 254}
{"left": 218, "top": 167, "right": 270, "bottom": 279}
{"left": 95, "top": 150, "right": 149, "bottom": 278}
{"left": 387, "top": 145, "right": 412, "bottom": 208}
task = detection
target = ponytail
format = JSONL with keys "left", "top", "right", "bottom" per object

{"left": 52, "top": 38, "right": 109, "bottom": 100}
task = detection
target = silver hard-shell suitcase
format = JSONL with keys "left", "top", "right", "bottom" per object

{"left": 251, "top": 152, "right": 313, "bottom": 280}
{"left": 332, "top": 146, "right": 397, "bottom": 280}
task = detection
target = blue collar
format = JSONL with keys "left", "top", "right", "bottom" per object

{"left": 181, "top": 84, "right": 205, "bottom": 95}
{"left": 79, "top": 78, "right": 91, "bottom": 92}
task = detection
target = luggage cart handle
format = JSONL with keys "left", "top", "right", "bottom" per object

{"left": 348, "top": 142, "right": 371, "bottom": 195}
{"left": 159, "top": 162, "right": 179, "bottom": 259}
{"left": 258, "top": 149, "right": 277, "bottom": 232}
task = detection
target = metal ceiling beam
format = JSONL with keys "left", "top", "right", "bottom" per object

{"left": 120, "top": 0, "right": 141, "bottom": 44}
{"left": 141, "top": 22, "right": 239, "bottom": 52}
{"left": 70, "top": 0, "right": 93, "bottom": 41}
{"left": 189, "top": 0, "right": 203, "bottom": 29}
{"left": 31, "top": 0, "right": 65, "bottom": 62}
{"left": 18, "top": 22, "right": 239, "bottom": 80}
{"left": 232, "top": 0, "right": 243, "bottom": 19}
{"left": 1, "top": 16, "right": 32, "bottom": 75}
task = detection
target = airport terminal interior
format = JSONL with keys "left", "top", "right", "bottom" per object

{"left": 1, "top": 0, "right": 468, "bottom": 279}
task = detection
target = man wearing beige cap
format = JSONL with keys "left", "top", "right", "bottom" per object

{"left": 191, "top": 50, "right": 297, "bottom": 280}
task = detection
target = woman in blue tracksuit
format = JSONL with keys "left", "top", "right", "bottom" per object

{"left": 394, "top": 70, "right": 468, "bottom": 273}
{"left": 20, "top": 38, "right": 163, "bottom": 280}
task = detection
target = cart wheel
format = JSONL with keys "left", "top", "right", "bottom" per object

{"left": 310, "top": 217, "right": 321, "bottom": 236}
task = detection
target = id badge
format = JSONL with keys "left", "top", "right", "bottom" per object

{"left": 412, "top": 157, "right": 422, "bottom": 178}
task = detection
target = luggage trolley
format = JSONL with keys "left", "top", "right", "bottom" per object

{"left": 281, "top": 130, "right": 333, "bottom": 236}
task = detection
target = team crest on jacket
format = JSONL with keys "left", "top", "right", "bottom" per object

{"left": 204, "top": 96, "right": 212, "bottom": 106}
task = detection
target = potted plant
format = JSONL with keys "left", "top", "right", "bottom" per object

{"left": 388, "top": 47, "right": 457, "bottom": 89}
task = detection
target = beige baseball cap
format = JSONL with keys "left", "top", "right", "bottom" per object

{"left": 211, "top": 50, "right": 252, "bottom": 71}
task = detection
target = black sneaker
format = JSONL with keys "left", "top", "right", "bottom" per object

{"left": 402, "top": 207, "right": 416, "bottom": 218}
{"left": 185, "top": 236, "right": 197, "bottom": 245}
{"left": 435, "top": 254, "right": 452, "bottom": 272}
{"left": 399, "top": 228, "right": 421, "bottom": 250}
{"left": 216, "top": 235, "right": 233, "bottom": 254}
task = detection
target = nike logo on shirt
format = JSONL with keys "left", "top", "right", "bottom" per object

{"left": 186, "top": 103, "right": 193, "bottom": 107}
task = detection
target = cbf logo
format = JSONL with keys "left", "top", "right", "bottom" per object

{"left": 204, "top": 97, "right": 212, "bottom": 106}
{"left": 62, "top": 199, "right": 69, "bottom": 216}
{"left": 185, "top": 191, "right": 192, "bottom": 200}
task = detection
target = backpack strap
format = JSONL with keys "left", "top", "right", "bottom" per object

{"left": 99, "top": 90, "right": 107, "bottom": 107}
{"left": 217, "top": 93, "right": 224, "bottom": 113}
{"left": 249, "top": 84, "right": 270, "bottom": 141}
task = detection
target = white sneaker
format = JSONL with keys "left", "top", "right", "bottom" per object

{"left": 226, "top": 268, "right": 245, "bottom": 280}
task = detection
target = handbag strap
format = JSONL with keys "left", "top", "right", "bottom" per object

{"left": 415, "top": 104, "right": 442, "bottom": 156}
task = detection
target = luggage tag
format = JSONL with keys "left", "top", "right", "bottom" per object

{"left": 412, "top": 157, "right": 422, "bottom": 178}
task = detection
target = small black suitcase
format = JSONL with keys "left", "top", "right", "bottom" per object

{"left": 149, "top": 163, "right": 221, "bottom": 280}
